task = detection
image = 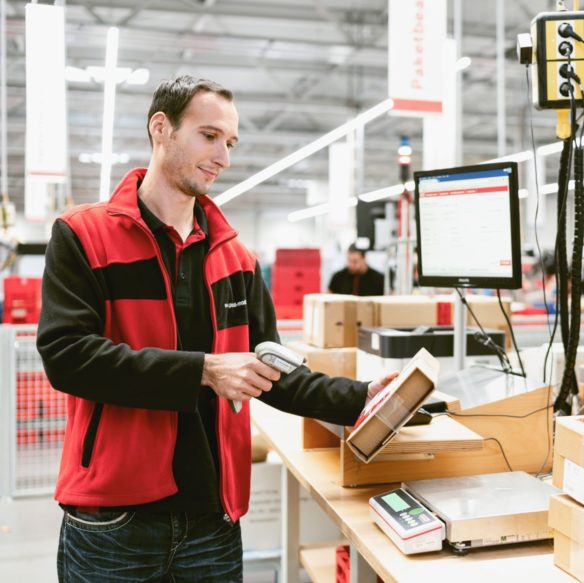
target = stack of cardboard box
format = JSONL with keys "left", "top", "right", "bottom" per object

{"left": 290, "top": 293, "right": 512, "bottom": 378}
{"left": 287, "top": 294, "right": 375, "bottom": 378}
{"left": 549, "top": 416, "right": 584, "bottom": 582}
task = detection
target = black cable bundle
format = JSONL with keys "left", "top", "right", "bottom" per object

{"left": 556, "top": 139, "right": 572, "bottom": 359}
{"left": 555, "top": 143, "right": 584, "bottom": 414}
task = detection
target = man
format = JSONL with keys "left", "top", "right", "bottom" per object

{"left": 328, "top": 243, "right": 385, "bottom": 296}
{"left": 37, "top": 76, "right": 397, "bottom": 583}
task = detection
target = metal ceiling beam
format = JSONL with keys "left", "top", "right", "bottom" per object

{"left": 65, "top": 0, "right": 389, "bottom": 26}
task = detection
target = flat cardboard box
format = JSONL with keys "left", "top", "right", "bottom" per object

{"left": 286, "top": 340, "right": 357, "bottom": 379}
{"left": 549, "top": 493, "right": 584, "bottom": 545}
{"left": 553, "top": 532, "right": 584, "bottom": 582}
{"left": 346, "top": 347, "right": 439, "bottom": 462}
{"left": 303, "top": 294, "right": 374, "bottom": 348}
{"left": 552, "top": 454, "right": 584, "bottom": 506}
{"left": 550, "top": 493, "right": 584, "bottom": 581}
{"left": 555, "top": 416, "right": 584, "bottom": 467}
{"left": 371, "top": 295, "right": 437, "bottom": 327}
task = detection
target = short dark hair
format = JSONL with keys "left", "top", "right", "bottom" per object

{"left": 348, "top": 243, "right": 365, "bottom": 257}
{"left": 146, "top": 76, "right": 234, "bottom": 146}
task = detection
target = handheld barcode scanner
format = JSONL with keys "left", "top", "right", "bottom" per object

{"left": 229, "top": 342, "right": 305, "bottom": 413}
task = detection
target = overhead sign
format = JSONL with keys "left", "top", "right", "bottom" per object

{"left": 25, "top": 4, "right": 67, "bottom": 221}
{"left": 388, "top": 0, "right": 447, "bottom": 116}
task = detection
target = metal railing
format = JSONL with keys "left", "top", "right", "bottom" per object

{"left": 0, "top": 324, "right": 65, "bottom": 498}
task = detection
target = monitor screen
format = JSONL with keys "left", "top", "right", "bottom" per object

{"left": 414, "top": 162, "right": 522, "bottom": 290}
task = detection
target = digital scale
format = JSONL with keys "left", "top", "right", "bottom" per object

{"left": 370, "top": 471, "right": 559, "bottom": 555}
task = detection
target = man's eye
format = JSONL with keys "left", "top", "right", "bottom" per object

{"left": 203, "top": 133, "right": 215, "bottom": 141}
{"left": 227, "top": 142, "right": 236, "bottom": 150}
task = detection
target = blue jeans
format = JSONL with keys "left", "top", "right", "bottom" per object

{"left": 57, "top": 509, "right": 243, "bottom": 582}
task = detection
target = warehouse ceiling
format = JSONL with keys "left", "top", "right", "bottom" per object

{"left": 3, "top": 0, "right": 561, "bottom": 217}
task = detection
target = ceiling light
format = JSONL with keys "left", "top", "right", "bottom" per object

{"left": 126, "top": 68, "right": 150, "bottom": 85}
{"left": 288, "top": 196, "right": 357, "bottom": 222}
{"left": 99, "top": 27, "right": 119, "bottom": 202}
{"left": 214, "top": 98, "right": 394, "bottom": 206}
{"left": 65, "top": 66, "right": 92, "bottom": 83}
{"left": 455, "top": 56, "right": 472, "bottom": 72}
{"left": 359, "top": 184, "right": 406, "bottom": 203}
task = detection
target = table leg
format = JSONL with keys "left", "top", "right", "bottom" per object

{"left": 281, "top": 465, "right": 300, "bottom": 583}
{"left": 350, "top": 544, "right": 377, "bottom": 583}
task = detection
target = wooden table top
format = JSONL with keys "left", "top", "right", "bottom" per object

{"left": 251, "top": 400, "right": 573, "bottom": 583}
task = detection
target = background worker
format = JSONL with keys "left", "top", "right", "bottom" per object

{"left": 328, "top": 243, "right": 385, "bottom": 296}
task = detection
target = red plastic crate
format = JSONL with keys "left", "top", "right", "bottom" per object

{"left": 274, "top": 304, "right": 303, "bottom": 320}
{"left": 3, "top": 276, "right": 42, "bottom": 324}
{"left": 335, "top": 545, "right": 384, "bottom": 583}
{"left": 274, "top": 248, "right": 321, "bottom": 267}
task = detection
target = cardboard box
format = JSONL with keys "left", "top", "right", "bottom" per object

{"left": 549, "top": 493, "right": 584, "bottom": 545}
{"left": 371, "top": 295, "right": 437, "bottom": 327}
{"left": 552, "top": 454, "right": 584, "bottom": 506}
{"left": 553, "top": 532, "right": 584, "bottom": 582}
{"left": 555, "top": 416, "right": 584, "bottom": 467}
{"left": 346, "top": 348, "right": 439, "bottom": 462}
{"left": 549, "top": 494, "right": 584, "bottom": 581}
{"left": 286, "top": 340, "right": 357, "bottom": 379}
{"left": 303, "top": 294, "right": 374, "bottom": 348}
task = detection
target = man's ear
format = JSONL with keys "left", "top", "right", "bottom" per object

{"left": 149, "top": 111, "right": 169, "bottom": 145}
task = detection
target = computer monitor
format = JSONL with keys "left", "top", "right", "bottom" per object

{"left": 414, "top": 161, "right": 522, "bottom": 290}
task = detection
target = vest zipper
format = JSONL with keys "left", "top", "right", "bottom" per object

{"left": 81, "top": 403, "right": 104, "bottom": 468}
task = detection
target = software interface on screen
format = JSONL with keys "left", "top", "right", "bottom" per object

{"left": 417, "top": 167, "right": 514, "bottom": 279}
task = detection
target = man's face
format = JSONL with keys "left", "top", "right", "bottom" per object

{"left": 347, "top": 251, "right": 366, "bottom": 274}
{"left": 160, "top": 91, "right": 239, "bottom": 197}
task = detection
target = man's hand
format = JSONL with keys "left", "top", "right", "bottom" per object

{"left": 202, "top": 353, "right": 281, "bottom": 403}
{"left": 366, "top": 371, "right": 399, "bottom": 405}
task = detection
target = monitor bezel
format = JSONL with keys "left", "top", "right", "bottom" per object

{"left": 414, "top": 161, "right": 522, "bottom": 290}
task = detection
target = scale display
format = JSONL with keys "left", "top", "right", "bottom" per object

{"left": 369, "top": 488, "right": 445, "bottom": 554}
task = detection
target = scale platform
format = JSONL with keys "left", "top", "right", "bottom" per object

{"left": 403, "top": 471, "right": 559, "bottom": 553}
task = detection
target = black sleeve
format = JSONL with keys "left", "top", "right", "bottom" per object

{"left": 328, "top": 271, "right": 340, "bottom": 293}
{"left": 260, "top": 365, "right": 368, "bottom": 426}
{"left": 246, "top": 261, "right": 368, "bottom": 425}
{"left": 36, "top": 219, "right": 203, "bottom": 412}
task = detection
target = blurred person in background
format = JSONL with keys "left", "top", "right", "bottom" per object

{"left": 328, "top": 243, "right": 384, "bottom": 296}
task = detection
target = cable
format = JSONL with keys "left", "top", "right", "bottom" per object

{"left": 536, "top": 384, "right": 553, "bottom": 479}
{"left": 484, "top": 438, "right": 514, "bottom": 472}
{"left": 553, "top": 73, "right": 581, "bottom": 413}
{"left": 442, "top": 384, "right": 553, "bottom": 478}
{"left": 447, "top": 405, "right": 552, "bottom": 420}
{"left": 496, "top": 289, "right": 526, "bottom": 377}
{"left": 455, "top": 287, "right": 514, "bottom": 373}
{"left": 525, "top": 66, "right": 553, "bottom": 343}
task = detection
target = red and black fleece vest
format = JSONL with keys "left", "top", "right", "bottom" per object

{"left": 55, "top": 168, "right": 257, "bottom": 522}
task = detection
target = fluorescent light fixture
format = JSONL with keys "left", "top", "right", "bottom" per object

{"left": 359, "top": 183, "right": 405, "bottom": 202}
{"left": 126, "top": 68, "right": 150, "bottom": 85}
{"left": 214, "top": 98, "right": 394, "bottom": 206}
{"left": 288, "top": 196, "right": 357, "bottom": 222}
{"left": 79, "top": 152, "right": 130, "bottom": 164}
{"left": 99, "top": 27, "right": 119, "bottom": 202}
{"left": 288, "top": 203, "right": 331, "bottom": 222}
{"left": 65, "top": 65, "right": 92, "bottom": 83}
{"left": 484, "top": 149, "right": 533, "bottom": 164}
{"left": 455, "top": 56, "right": 472, "bottom": 72}
{"left": 66, "top": 65, "right": 149, "bottom": 85}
